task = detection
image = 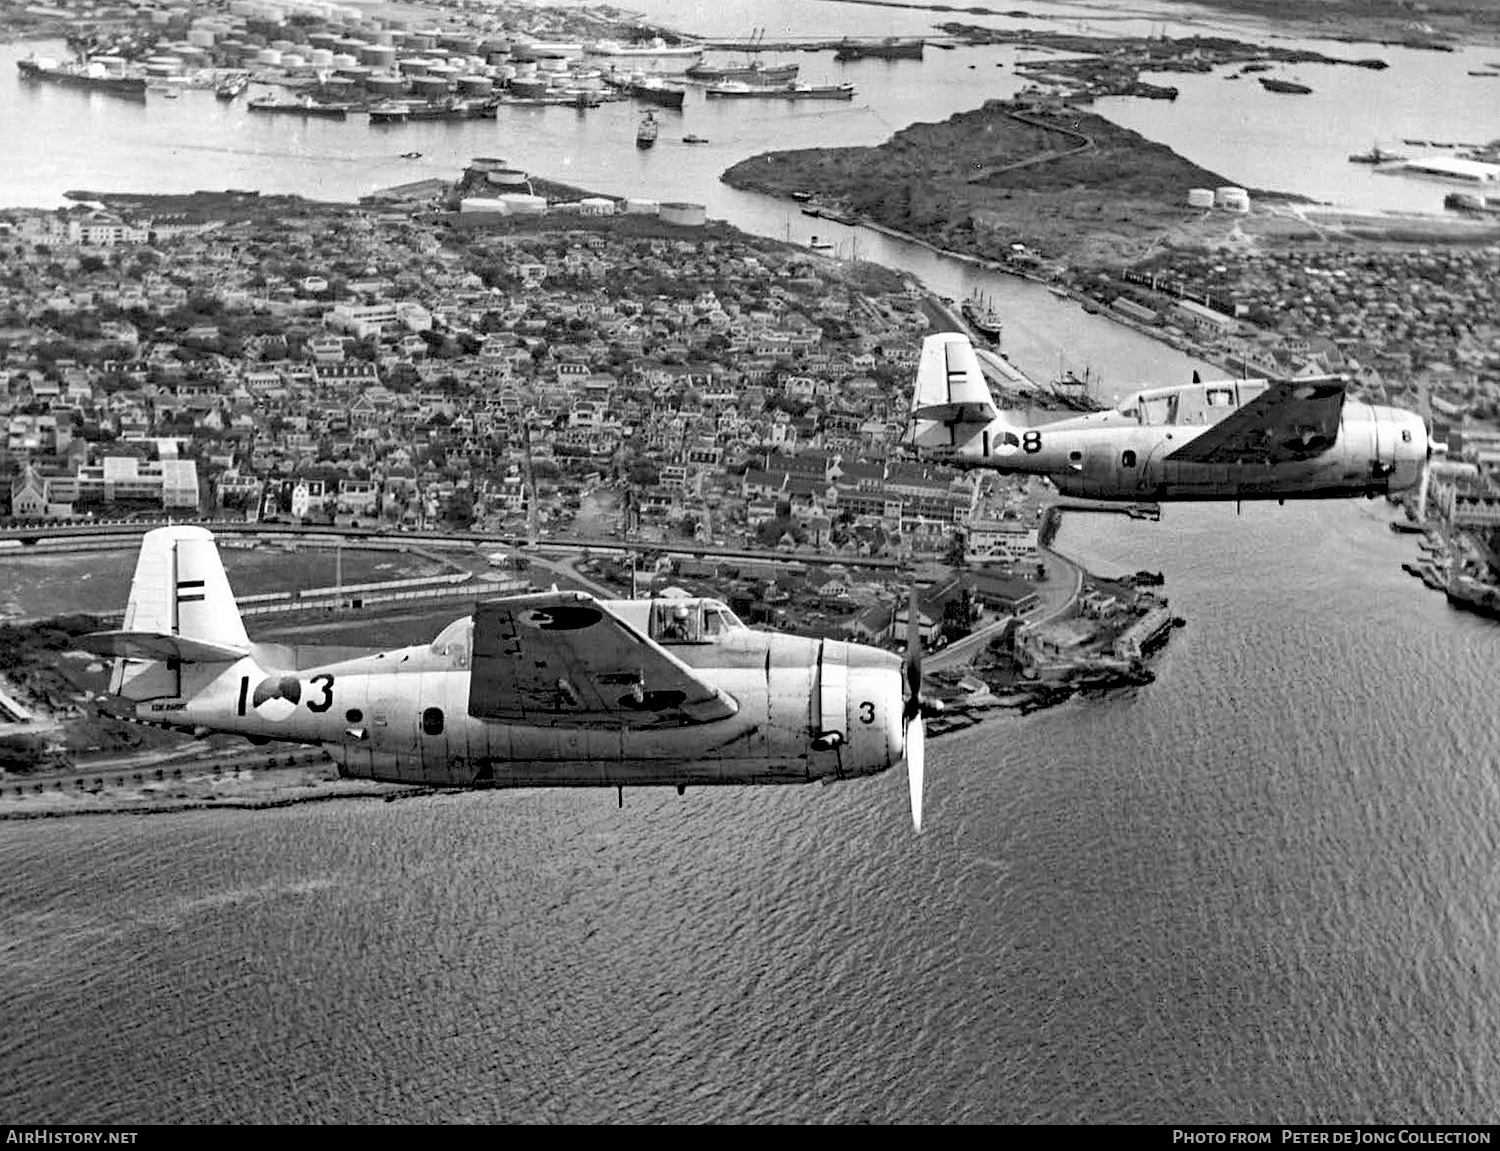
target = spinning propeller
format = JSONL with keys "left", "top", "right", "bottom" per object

{"left": 903, "top": 587, "right": 943, "bottom": 832}
{"left": 1414, "top": 380, "right": 1446, "bottom": 521}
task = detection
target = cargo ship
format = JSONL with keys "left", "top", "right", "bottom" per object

{"left": 1259, "top": 77, "right": 1313, "bottom": 94}
{"left": 833, "top": 37, "right": 924, "bottom": 62}
{"left": 17, "top": 56, "right": 146, "bottom": 98}
{"left": 215, "top": 73, "right": 250, "bottom": 101}
{"left": 248, "top": 95, "right": 360, "bottom": 118}
{"left": 705, "top": 81, "right": 854, "bottom": 100}
{"left": 584, "top": 38, "right": 703, "bottom": 73}
{"left": 961, "top": 292, "right": 1003, "bottom": 342}
{"left": 620, "top": 76, "right": 686, "bottom": 109}
{"left": 369, "top": 98, "right": 497, "bottom": 123}
{"left": 686, "top": 60, "right": 798, "bottom": 84}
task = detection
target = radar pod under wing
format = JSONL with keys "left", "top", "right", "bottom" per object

{"left": 911, "top": 332, "right": 1000, "bottom": 424}
{"left": 1164, "top": 376, "right": 1346, "bottom": 465}
{"left": 468, "top": 590, "right": 739, "bottom": 728}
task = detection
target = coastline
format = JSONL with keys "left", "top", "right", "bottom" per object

{"left": 812, "top": 0, "right": 1500, "bottom": 49}
{"left": 0, "top": 504, "right": 1153, "bottom": 820}
{"left": 0, "top": 759, "right": 411, "bottom": 821}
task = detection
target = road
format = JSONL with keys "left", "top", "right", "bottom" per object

{"left": 927, "top": 542, "right": 1083, "bottom": 674}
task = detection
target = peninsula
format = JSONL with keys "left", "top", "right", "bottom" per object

{"left": 815, "top": 0, "right": 1500, "bottom": 49}
{"left": 723, "top": 98, "right": 1260, "bottom": 271}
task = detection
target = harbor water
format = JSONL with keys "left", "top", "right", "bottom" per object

{"left": 5, "top": 0, "right": 1500, "bottom": 1124}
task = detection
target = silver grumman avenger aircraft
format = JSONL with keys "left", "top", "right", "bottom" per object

{"left": 908, "top": 332, "right": 1432, "bottom": 502}
{"left": 81, "top": 527, "right": 937, "bottom": 828}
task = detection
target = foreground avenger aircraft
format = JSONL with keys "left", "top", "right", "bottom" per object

{"left": 908, "top": 332, "right": 1432, "bottom": 502}
{"left": 81, "top": 527, "right": 937, "bottom": 828}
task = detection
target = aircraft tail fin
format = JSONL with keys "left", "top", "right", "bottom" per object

{"left": 909, "top": 332, "right": 1015, "bottom": 454}
{"left": 79, "top": 527, "right": 251, "bottom": 701}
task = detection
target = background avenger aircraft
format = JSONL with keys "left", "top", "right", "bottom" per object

{"left": 81, "top": 527, "right": 937, "bottom": 828}
{"left": 908, "top": 332, "right": 1433, "bottom": 503}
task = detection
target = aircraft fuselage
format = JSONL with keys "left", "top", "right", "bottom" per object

{"left": 915, "top": 379, "right": 1427, "bottom": 501}
{"left": 136, "top": 628, "right": 906, "bottom": 790}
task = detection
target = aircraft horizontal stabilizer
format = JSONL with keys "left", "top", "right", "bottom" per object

{"left": 911, "top": 332, "right": 1000, "bottom": 424}
{"left": 76, "top": 630, "right": 249, "bottom": 664}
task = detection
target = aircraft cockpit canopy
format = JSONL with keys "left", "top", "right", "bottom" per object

{"left": 1118, "top": 380, "right": 1269, "bottom": 427}
{"left": 430, "top": 617, "right": 473, "bottom": 666}
{"left": 647, "top": 598, "right": 747, "bottom": 645}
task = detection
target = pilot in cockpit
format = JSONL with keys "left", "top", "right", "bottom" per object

{"left": 663, "top": 603, "right": 694, "bottom": 643}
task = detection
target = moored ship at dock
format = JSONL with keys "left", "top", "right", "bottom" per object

{"left": 368, "top": 98, "right": 497, "bottom": 123}
{"left": 961, "top": 291, "right": 1003, "bottom": 342}
{"left": 17, "top": 56, "right": 146, "bottom": 98}
{"left": 705, "top": 80, "right": 854, "bottom": 100}
{"left": 617, "top": 76, "right": 686, "bottom": 108}
{"left": 686, "top": 60, "right": 798, "bottom": 84}
{"left": 834, "top": 37, "right": 924, "bottom": 62}
{"left": 215, "top": 73, "right": 250, "bottom": 101}
{"left": 249, "top": 94, "right": 361, "bottom": 118}
{"left": 584, "top": 38, "right": 703, "bottom": 73}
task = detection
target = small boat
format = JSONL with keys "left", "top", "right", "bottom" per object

{"left": 1258, "top": 77, "right": 1313, "bottom": 95}
{"left": 1349, "top": 144, "right": 1407, "bottom": 164}
{"left": 682, "top": 133, "right": 709, "bottom": 144}
{"left": 636, "top": 110, "right": 659, "bottom": 148}
{"left": 400, "top": 151, "right": 422, "bottom": 159}
{"left": 808, "top": 236, "right": 833, "bottom": 251}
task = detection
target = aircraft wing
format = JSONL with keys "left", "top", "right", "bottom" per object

{"left": 910, "top": 332, "right": 1000, "bottom": 423}
{"left": 468, "top": 590, "right": 739, "bottom": 728}
{"left": 1165, "top": 377, "right": 1346, "bottom": 464}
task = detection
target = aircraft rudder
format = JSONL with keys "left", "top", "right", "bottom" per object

{"left": 123, "top": 525, "right": 251, "bottom": 651}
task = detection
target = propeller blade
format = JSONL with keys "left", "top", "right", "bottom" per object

{"left": 906, "top": 713, "right": 925, "bottom": 833}
{"left": 1416, "top": 381, "right": 1436, "bottom": 521}
{"left": 904, "top": 586, "right": 922, "bottom": 716}
{"left": 903, "top": 583, "right": 926, "bottom": 831}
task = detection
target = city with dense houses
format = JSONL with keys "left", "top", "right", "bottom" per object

{"left": 0, "top": 180, "right": 1046, "bottom": 575}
